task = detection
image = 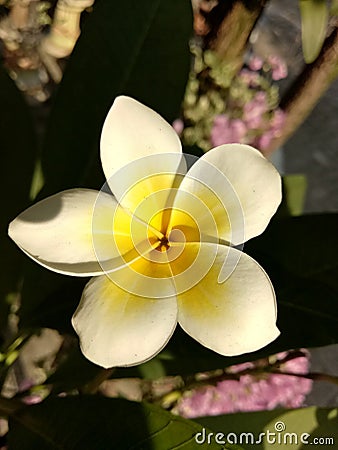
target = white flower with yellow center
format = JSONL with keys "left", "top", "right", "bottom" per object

{"left": 9, "top": 96, "right": 282, "bottom": 368}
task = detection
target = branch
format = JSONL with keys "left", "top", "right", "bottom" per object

{"left": 81, "top": 368, "right": 115, "bottom": 394}
{"left": 0, "top": 396, "right": 23, "bottom": 417}
{"left": 271, "top": 370, "right": 338, "bottom": 385}
{"left": 265, "top": 22, "right": 338, "bottom": 155}
{"left": 9, "top": 0, "right": 32, "bottom": 30}
{"left": 206, "top": 0, "right": 268, "bottom": 73}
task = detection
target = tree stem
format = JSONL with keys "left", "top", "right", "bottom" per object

{"left": 81, "top": 368, "right": 115, "bottom": 394}
{"left": 0, "top": 396, "right": 23, "bottom": 417}
{"left": 271, "top": 370, "right": 338, "bottom": 385}
{"left": 207, "top": 0, "right": 268, "bottom": 73}
{"left": 9, "top": 1, "right": 32, "bottom": 30}
{"left": 266, "top": 23, "right": 338, "bottom": 155}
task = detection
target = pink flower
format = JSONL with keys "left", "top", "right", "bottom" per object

{"left": 257, "top": 131, "right": 274, "bottom": 150}
{"left": 210, "top": 115, "right": 247, "bottom": 146}
{"left": 227, "top": 361, "right": 255, "bottom": 373}
{"left": 243, "top": 92, "right": 268, "bottom": 129}
{"left": 22, "top": 393, "right": 44, "bottom": 405}
{"left": 231, "top": 119, "right": 247, "bottom": 140}
{"left": 268, "top": 55, "right": 288, "bottom": 81}
{"left": 270, "top": 108, "right": 286, "bottom": 131}
{"left": 213, "top": 115, "right": 229, "bottom": 127}
{"left": 18, "top": 379, "right": 34, "bottom": 392}
{"left": 256, "top": 108, "right": 286, "bottom": 150}
{"left": 176, "top": 350, "right": 312, "bottom": 418}
{"left": 172, "top": 118, "right": 184, "bottom": 136}
{"left": 248, "top": 55, "right": 264, "bottom": 71}
{"left": 283, "top": 354, "right": 308, "bottom": 374}
{"left": 239, "top": 69, "right": 260, "bottom": 87}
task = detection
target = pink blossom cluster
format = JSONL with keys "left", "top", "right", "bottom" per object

{"left": 210, "top": 115, "right": 247, "bottom": 147}
{"left": 248, "top": 54, "right": 288, "bottom": 81}
{"left": 248, "top": 55, "right": 264, "bottom": 72}
{"left": 243, "top": 91, "right": 269, "bottom": 129}
{"left": 210, "top": 103, "right": 286, "bottom": 151}
{"left": 172, "top": 118, "right": 184, "bottom": 136}
{"left": 18, "top": 379, "right": 44, "bottom": 405}
{"left": 176, "top": 351, "right": 312, "bottom": 419}
{"left": 209, "top": 53, "right": 287, "bottom": 151}
{"left": 254, "top": 108, "right": 286, "bottom": 150}
{"left": 238, "top": 68, "right": 260, "bottom": 87}
{"left": 267, "top": 55, "right": 288, "bottom": 81}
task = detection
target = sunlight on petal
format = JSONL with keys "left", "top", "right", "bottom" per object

{"left": 119, "top": 175, "right": 179, "bottom": 235}
{"left": 100, "top": 96, "right": 182, "bottom": 183}
{"left": 105, "top": 249, "right": 177, "bottom": 299}
{"left": 8, "top": 189, "right": 110, "bottom": 275}
{"left": 168, "top": 188, "right": 220, "bottom": 244}
{"left": 72, "top": 275, "right": 177, "bottom": 368}
{"left": 8, "top": 188, "right": 155, "bottom": 276}
{"left": 184, "top": 144, "right": 281, "bottom": 244}
{"left": 107, "top": 152, "right": 186, "bottom": 213}
{"left": 169, "top": 242, "right": 218, "bottom": 295}
{"left": 92, "top": 189, "right": 159, "bottom": 271}
{"left": 177, "top": 244, "right": 279, "bottom": 356}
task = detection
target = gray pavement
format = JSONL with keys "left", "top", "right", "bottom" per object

{"left": 284, "top": 80, "right": 338, "bottom": 213}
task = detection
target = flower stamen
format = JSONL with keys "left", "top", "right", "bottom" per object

{"left": 156, "top": 236, "right": 170, "bottom": 252}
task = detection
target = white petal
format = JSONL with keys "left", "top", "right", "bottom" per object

{"left": 168, "top": 188, "right": 221, "bottom": 245}
{"left": 100, "top": 96, "right": 182, "bottom": 183}
{"left": 177, "top": 244, "right": 279, "bottom": 356}
{"left": 105, "top": 248, "right": 177, "bottom": 299}
{"left": 168, "top": 242, "right": 219, "bottom": 296}
{"left": 8, "top": 189, "right": 150, "bottom": 276}
{"left": 72, "top": 274, "right": 178, "bottom": 368}
{"left": 173, "top": 144, "right": 281, "bottom": 245}
{"left": 107, "top": 156, "right": 186, "bottom": 233}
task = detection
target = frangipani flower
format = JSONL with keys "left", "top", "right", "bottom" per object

{"left": 9, "top": 96, "right": 282, "bottom": 368}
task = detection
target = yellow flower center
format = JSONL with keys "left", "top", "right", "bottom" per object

{"left": 93, "top": 171, "right": 219, "bottom": 297}
{"left": 156, "top": 236, "right": 170, "bottom": 252}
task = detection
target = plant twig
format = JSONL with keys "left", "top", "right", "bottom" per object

{"left": 271, "top": 370, "right": 338, "bottom": 385}
{"left": 206, "top": 0, "right": 268, "bottom": 73}
{"left": 9, "top": 0, "right": 32, "bottom": 30}
{"left": 0, "top": 395, "right": 23, "bottom": 417}
{"left": 81, "top": 368, "right": 115, "bottom": 395}
{"left": 265, "top": 22, "right": 338, "bottom": 155}
{"left": 150, "top": 350, "right": 309, "bottom": 407}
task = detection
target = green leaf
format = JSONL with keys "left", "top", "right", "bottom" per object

{"left": 8, "top": 396, "right": 234, "bottom": 449}
{"left": 19, "top": 267, "right": 86, "bottom": 333}
{"left": 29, "top": 159, "right": 44, "bottom": 201}
{"left": 332, "top": 0, "right": 338, "bottom": 15}
{"left": 41, "top": 0, "right": 192, "bottom": 195}
{"left": 46, "top": 345, "right": 104, "bottom": 394}
{"left": 282, "top": 174, "right": 307, "bottom": 216}
{"left": 245, "top": 214, "right": 338, "bottom": 349}
{"left": 138, "top": 358, "right": 167, "bottom": 380}
{"left": 246, "top": 214, "right": 338, "bottom": 280}
{"left": 18, "top": 0, "right": 193, "bottom": 334}
{"left": 299, "top": 0, "right": 328, "bottom": 63}
{"left": 197, "top": 407, "right": 338, "bottom": 449}
{"left": 0, "top": 65, "right": 37, "bottom": 337}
